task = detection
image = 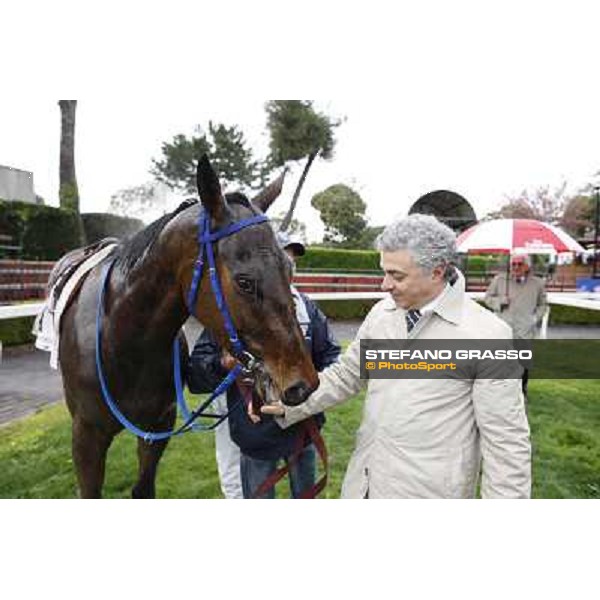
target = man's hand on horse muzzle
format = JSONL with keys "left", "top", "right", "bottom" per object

{"left": 260, "top": 403, "right": 285, "bottom": 417}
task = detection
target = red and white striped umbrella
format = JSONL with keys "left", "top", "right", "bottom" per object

{"left": 456, "top": 218, "right": 585, "bottom": 254}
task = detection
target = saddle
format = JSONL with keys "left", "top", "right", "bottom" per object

{"left": 47, "top": 237, "right": 119, "bottom": 307}
{"left": 33, "top": 238, "right": 118, "bottom": 369}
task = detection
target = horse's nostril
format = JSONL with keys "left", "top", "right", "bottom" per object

{"left": 282, "top": 381, "right": 313, "bottom": 407}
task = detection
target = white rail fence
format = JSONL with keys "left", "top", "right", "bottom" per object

{"left": 2, "top": 292, "right": 599, "bottom": 362}
{"left": 2, "top": 291, "right": 600, "bottom": 322}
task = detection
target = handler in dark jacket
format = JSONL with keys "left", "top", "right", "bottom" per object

{"left": 188, "top": 234, "right": 340, "bottom": 498}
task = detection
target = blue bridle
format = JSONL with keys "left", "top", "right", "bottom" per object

{"left": 95, "top": 207, "right": 268, "bottom": 442}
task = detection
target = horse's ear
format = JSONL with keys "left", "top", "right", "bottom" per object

{"left": 252, "top": 168, "right": 288, "bottom": 213}
{"left": 196, "top": 154, "right": 227, "bottom": 220}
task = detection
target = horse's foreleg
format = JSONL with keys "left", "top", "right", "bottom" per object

{"left": 72, "top": 418, "right": 114, "bottom": 499}
{"left": 132, "top": 437, "right": 170, "bottom": 499}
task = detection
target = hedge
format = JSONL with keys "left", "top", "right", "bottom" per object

{"left": 81, "top": 213, "right": 144, "bottom": 244}
{"left": 0, "top": 317, "right": 35, "bottom": 347}
{"left": 297, "top": 247, "right": 381, "bottom": 272}
{"left": 0, "top": 201, "right": 145, "bottom": 260}
{"left": 21, "top": 208, "right": 84, "bottom": 260}
{"left": 548, "top": 304, "right": 600, "bottom": 326}
{"left": 297, "top": 249, "right": 518, "bottom": 275}
{"left": 0, "top": 200, "right": 83, "bottom": 260}
{"left": 460, "top": 254, "right": 503, "bottom": 272}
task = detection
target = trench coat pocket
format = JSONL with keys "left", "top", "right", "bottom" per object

{"left": 383, "top": 443, "right": 478, "bottom": 499}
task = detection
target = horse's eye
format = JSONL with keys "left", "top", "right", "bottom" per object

{"left": 236, "top": 276, "right": 256, "bottom": 295}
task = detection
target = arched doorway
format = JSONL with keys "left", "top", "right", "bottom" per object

{"left": 409, "top": 190, "right": 477, "bottom": 233}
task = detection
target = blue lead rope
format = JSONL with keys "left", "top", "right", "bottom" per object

{"left": 172, "top": 336, "right": 242, "bottom": 433}
{"left": 95, "top": 208, "right": 268, "bottom": 443}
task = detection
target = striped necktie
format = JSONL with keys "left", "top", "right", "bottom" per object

{"left": 406, "top": 309, "right": 421, "bottom": 333}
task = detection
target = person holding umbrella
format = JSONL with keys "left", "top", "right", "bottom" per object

{"left": 484, "top": 253, "right": 547, "bottom": 394}
{"left": 484, "top": 253, "right": 547, "bottom": 340}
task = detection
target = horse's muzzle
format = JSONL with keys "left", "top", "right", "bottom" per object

{"left": 282, "top": 381, "right": 315, "bottom": 407}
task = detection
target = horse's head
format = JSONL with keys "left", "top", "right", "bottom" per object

{"left": 174, "top": 156, "right": 319, "bottom": 406}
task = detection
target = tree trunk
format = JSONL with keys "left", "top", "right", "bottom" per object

{"left": 58, "top": 100, "right": 80, "bottom": 213}
{"left": 280, "top": 151, "right": 317, "bottom": 232}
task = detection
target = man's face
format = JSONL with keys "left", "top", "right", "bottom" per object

{"left": 511, "top": 258, "right": 529, "bottom": 278}
{"left": 380, "top": 249, "right": 446, "bottom": 310}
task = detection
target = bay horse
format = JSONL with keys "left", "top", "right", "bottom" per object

{"left": 56, "top": 155, "right": 318, "bottom": 498}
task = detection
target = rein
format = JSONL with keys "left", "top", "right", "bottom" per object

{"left": 250, "top": 417, "right": 328, "bottom": 499}
{"left": 95, "top": 208, "right": 267, "bottom": 442}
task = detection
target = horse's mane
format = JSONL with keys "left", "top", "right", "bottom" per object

{"left": 112, "top": 192, "right": 258, "bottom": 271}
{"left": 224, "top": 191, "right": 254, "bottom": 210}
{"left": 113, "top": 200, "right": 197, "bottom": 271}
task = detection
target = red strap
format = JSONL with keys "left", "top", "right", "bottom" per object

{"left": 236, "top": 381, "right": 329, "bottom": 499}
{"left": 252, "top": 416, "right": 328, "bottom": 499}
{"left": 298, "top": 417, "right": 328, "bottom": 499}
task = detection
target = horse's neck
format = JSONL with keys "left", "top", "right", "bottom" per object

{"left": 107, "top": 257, "right": 187, "bottom": 349}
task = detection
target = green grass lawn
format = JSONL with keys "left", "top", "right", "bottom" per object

{"left": 1, "top": 380, "right": 599, "bottom": 498}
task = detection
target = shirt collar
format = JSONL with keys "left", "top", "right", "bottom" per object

{"left": 419, "top": 284, "right": 449, "bottom": 315}
{"left": 382, "top": 268, "right": 465, "bottom": 326}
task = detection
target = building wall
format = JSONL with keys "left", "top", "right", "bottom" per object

{"left": 0, "top": 165, "right": 36, "bottom": 203}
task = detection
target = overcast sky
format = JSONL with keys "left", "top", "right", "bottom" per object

{"left": 2, "top": 3, "right": 599, "bottom": 242}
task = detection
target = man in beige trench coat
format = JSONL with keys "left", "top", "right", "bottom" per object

{"left": 485, "top": 254, "right": 547, "bottom": 396}
{"left": 262, "top": 214, "right": 532, "bottom": 498}
{"left": 484, "top": 253, "right": 547, "bottom": 341}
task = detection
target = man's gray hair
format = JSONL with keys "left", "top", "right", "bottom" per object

{"left": 375, "top": 213, "right": 457, "bottom": 274}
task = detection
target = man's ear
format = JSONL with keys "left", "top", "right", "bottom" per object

{"left": 431, "top": 264, "right": 446, "bottom": 281}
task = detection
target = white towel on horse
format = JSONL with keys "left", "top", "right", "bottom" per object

{"left": 33, "top": 244, "right": 117, "bottom": 369}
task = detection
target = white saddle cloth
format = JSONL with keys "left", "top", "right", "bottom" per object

{"left": 32, "top": 244, "right": 117, "bottom": 369}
